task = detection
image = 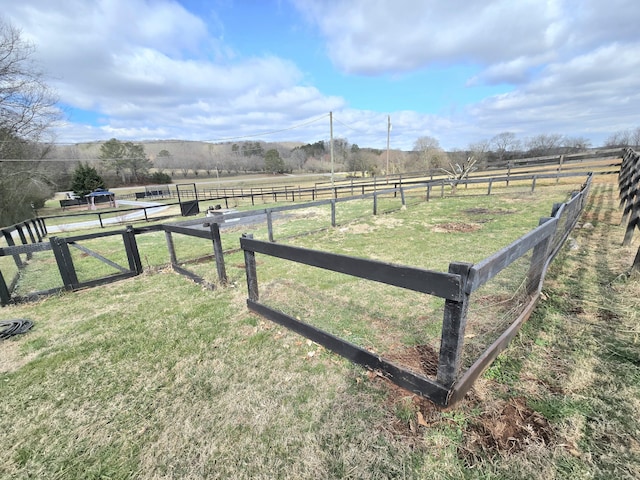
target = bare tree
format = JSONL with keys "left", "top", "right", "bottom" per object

{"left": 441, "top": 157, "right": 477, "bottom": 194}
{"left": 414, "top": 135, "right": 447, "bottom": 171}
{"left": 525, "top": 133, "right": 564, "bottom": 157}
{"left": 490, "top": 132, "right": 521, "bottom": 163}
{"left": 0, "top": 18, "right": 61, "bottom": 226}
{"left": 562, "top": 136, "right": 592, "bottom": 152}
{"left": 467, "top": 140, "right": 491, "bottom": 170}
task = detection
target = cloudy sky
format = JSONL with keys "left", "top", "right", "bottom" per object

{"left": 3, "top": 0, "right": 639, "bottom": 150}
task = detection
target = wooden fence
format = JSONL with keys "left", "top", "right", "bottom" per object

{"left": 0, "top": 226, "right": 143, "bottom": 306}
{"left": 240, "top": 174, "right": 593, "bottom": 406}
{"left": 618, "top": 149, "right": 640, "bottom": 263}
{"left": 0, "top": 164, "right": 606, "bottom": 307}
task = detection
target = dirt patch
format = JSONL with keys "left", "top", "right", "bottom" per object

{"left": 461, "top": 397, "right": 554, "bottom": 460}
{"left": 346, "top": 223, "right": 376, "bottom": 234}
{"left": 463, "top": 208, "right": 517, "bottom": 216}
{"left": 372, "top": 216, "right": 404, "bottom": 228}
{"left": 384, "top": 343, "right": 439, "bottom": 377}
{"left": 432, "top": 222, "right": 482, "bottom": 233}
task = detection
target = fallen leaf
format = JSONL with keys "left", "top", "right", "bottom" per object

{"left": 417, "top": 411, "right": 428, "bottom": 427}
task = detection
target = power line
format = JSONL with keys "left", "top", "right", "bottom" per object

{"left": 201, "top": 113, "right": 330, "bottom": 142}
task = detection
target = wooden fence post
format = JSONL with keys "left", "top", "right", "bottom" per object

{"left": 623, "top": 194, "right": 639, "bottom": 246}
{"left": 488, "top": 178, "right": 493, "bottom": 195}
{"left": 15, "top": 225, "right": 31, "bottom": 260}
{"left": 50, "top": 236, "right": 78, "bottom": 290}
{"left": 373, "top": 193, "right": 378, "bottom": 215}
{"left": 243, "top": 234, "right": 259, "bottom": 301}
{"left": 526, "top": 217, "right": 555, "bottom": 294}
{"left": 267, "top": 209, "right": 274, "bottom": 242}
{"left": 165, "top": 230, "right": 178, "bottom": 265}
{"left": 0, "top": 270, "right": 11, "bottom": 306}
{"left": 331, "top": 200, "right": 336, "bottom": 227}
{"left": 400, "top": 187, "right": 406, "bottom": 206}
{"left": 24, "top": 222, "right": 36, "bottom": 244}
{"left": 37, "top": 218, "right": 46, "bottom": 237}
{"left": 436, "top": 262, "right": 472, "bottom": 387}
{"left": 123, "top": 225, "right": 143, "bottom": 274}
{"left": 209, "top": 222, "right": 227, "bottom": 284}
{"left": 531, "top": 175, "right": 537, "bottom": 193}
{"left": 2, "top": 229, "right": 23, "bottom": 269}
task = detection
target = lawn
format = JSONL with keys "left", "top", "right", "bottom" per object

{"left": 1, "top": 175, "right": 638, "bottom": 479}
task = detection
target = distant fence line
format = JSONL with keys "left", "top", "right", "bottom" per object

{"left": 36, "top": 152, "right": 621, "bottom": 233}
{"left": 241, "top": 174, "right": 593, "bottom": 406}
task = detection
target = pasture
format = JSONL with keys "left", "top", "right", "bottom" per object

{"left": 1, "top": 175, "right": 638, "bottom": 479}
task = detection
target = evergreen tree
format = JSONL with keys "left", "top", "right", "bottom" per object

{"left": 264, "top": 149, "right": 285, "bottom": 174}
{"left": 71, "top": 163, "right": 106, "bottom": 197}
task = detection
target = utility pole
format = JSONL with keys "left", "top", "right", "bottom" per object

{"left": 386, "top": 115, "right": 391, "bottom": 179}
{"left": 330, "top": 111, "right": 335, "bottom": 188}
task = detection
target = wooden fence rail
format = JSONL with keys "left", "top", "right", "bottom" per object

{"left": 240, "top": 174, "right": 593, "bottom": 406}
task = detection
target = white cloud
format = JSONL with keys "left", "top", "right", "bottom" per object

{"left": 3, "top": 0, "right": 343, "bottom": 143}
{"left": 467, "top": 42, "right": 640, "bottom": 139}
{"left": 292, "top": 0, "right": 566, "bottom": 75}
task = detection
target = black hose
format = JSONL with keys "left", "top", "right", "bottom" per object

{"left": 0, "top": 319, "right": 33, "bottom": 340}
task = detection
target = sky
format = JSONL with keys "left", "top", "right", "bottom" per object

{"left": 3, "top": 0, "right": 640, "bottom": 150}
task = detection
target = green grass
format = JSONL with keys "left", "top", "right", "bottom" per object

{"left": 2, "top": 176, "right": 639, "bottom": 478}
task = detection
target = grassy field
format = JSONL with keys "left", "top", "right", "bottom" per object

{"left": 1, "top": 175, "right": 639, "bottom": 479}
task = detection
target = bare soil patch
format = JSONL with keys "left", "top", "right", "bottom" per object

{"left": 461, "top": 397, "right": 555, "bottom": 460}
{"left": 384, "top": 343, "right": 439, "bottom": 377}
{"left": 463, "top": 208, "right": 517, "bottom": 216}
{"left": 432, "top": 222, "right": 482, "bottom": 233}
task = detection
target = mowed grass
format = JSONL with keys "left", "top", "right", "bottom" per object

{"left": 1, "top": 175, "right": 639, "bottom": 478}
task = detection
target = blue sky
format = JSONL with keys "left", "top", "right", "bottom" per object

{"left": 3, "top": 0, "right": 640, "bottom": 150}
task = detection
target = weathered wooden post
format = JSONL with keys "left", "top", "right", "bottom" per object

{"left": 164, "top": 230, "right": 178, "bottom": 265}
{"left": 24, "top": 222, "right": 36, "bottom": 244}
{"left": 400, "top": 187, "right": 406, "bottom": 207}
{"left": 266, "top": 209, "right": 274, "bottom": 242}
{"left": 0, "top": 270, "right": 10, "bottom": 306}
{"left": 50, "top": 237, "right": 78, "bottom": 290}
{"left": 526, "top": 218, "right": 555, "bottom": 295}
{"left": 2, "top": 229, "right": 23, "bottom": 269}
{"left": 436, "top": 262, "right": 472, "bottom": 387}
{"left": 331, "top": 199, "right": 336, "bottom": 227}
{"left": 123, "top": 225, "right": 143, "bottom": 274}
{"left": 373, "top": 193, "right": 378, "bottom": 215}
{"left": 242, "top": 234, "right": 259, "bottom": 302}
{"left": 15, "top": 225, "right": 30, "bottom": 260}
{"left": 209, "top": 222, "right": 227, "bottom": 284}
{"left": 488, "top": 178, "right": 493, "bottom": 195}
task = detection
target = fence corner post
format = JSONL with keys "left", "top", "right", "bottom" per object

{"left": 436, "top": 262, "right": 473, "bottom": 388}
